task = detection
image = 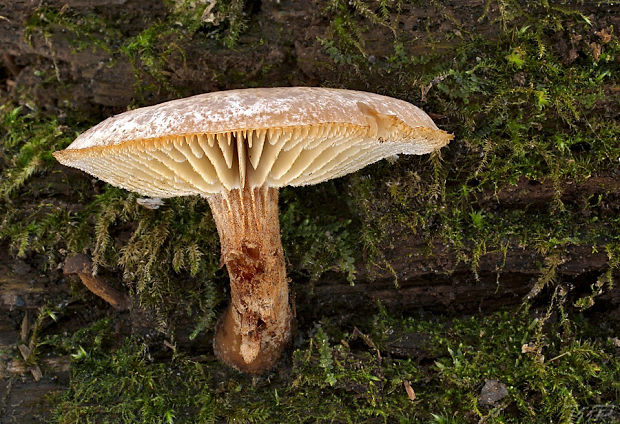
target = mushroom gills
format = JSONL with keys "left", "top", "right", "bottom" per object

{"left": 74, "top": 121, "right": 418, "bottom": 195}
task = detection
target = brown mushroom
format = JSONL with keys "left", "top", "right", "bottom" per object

{"left": 53, "top": 87, "right": 452, "bottom": 374}
{"left": 63, "top": 254, "right": 130, "bottom": 311}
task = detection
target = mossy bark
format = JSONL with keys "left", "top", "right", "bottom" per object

{"left": 1, "top": 0, "right": 618, "bottom": 418}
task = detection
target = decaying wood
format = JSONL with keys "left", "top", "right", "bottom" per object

{"left": 299, "top": 242, "right": 619, "bottom": 321}
{"left": 2, "top": 356, "right": 70, "bottom": 379}
{"left": 0, "top": 377, "right": 66, "bottom": 424}
{"left": 0, "top": 0, "right": 617, "bottom": 420}
{"left": 6, "top": 0, "right": 604, "bottom": 112}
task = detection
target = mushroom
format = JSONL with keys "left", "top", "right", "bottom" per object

{"left": 53, "top": 87, "right": 452, "bottom": 374}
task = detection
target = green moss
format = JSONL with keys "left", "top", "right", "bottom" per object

{"left": 89, "top": 187, "right": 222, "bottom": 322}
{"left": 171, "top": 0, "right": 251, "bottom": 47}
{"left": 2, "top": 2, "right": 619, "bottom": 420}
{"left": 321, "top": 0, "right": 620, "bottom": 299}
{"left": 0, "top": 104, "right": 84, "bottom": 263}
{"left": 0, "top": 103, "right": 223, "bottom": 331}
{"left": 25, "top": 6, "right": 121, "bottom": 54}
{"left": 119, "top": 23, "right": 187, "bottom": 99}
{"left": 25, "top": 1, "right": 254, "bottom": 103}
{"left": 280, "top": 184, "right": 358, "bottom": 285}
{"left": 46, "top": 306, "right": 619, "bottom": 423}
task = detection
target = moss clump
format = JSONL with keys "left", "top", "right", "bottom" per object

{"left": 1, "top": 2, "right": 618, "bottom": 420}
{"left": 46, "top": 305, "right": 619, "bottom": 423}
{"left": 24, "top": 1, "right": 256, "bottom": 102}
{"left": 0, "top": 103, "right": 223, "bottom": 334}
{"left": 25, "top": 6, "right": 122, "bottom": 54}
{"left": 16, "top": 0, "right": 619, "bottom": 300}
{"left": 280, "top": 184, "right": 359, "bottom": 285}
{"left": 323, "top": 0, "right": 620, "bottom": 300}
{"left": 0, "top": 104, "right": 83, "bottom": 262}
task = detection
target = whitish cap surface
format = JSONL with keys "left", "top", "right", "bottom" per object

{"left": 54, "top": 87, "right": 452, "bottom": 197}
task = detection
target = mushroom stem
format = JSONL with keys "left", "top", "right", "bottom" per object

{"left": 208, "top": 186, "right": 292, "bottom": 374}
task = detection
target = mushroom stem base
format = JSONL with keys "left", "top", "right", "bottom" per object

{"left": 208, "top": 186, "right": 292, "bottom": 374}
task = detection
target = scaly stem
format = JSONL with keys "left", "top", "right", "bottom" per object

{"left": 208, "top": 186, "right": 292, "bottom": 374}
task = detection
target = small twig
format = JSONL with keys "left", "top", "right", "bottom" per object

{"left": 63, "top": 254, "right": 130, "bottom": 311}
{"left": 420, "top": 73, "right": 449, "bottom": 103}
{"left": 163, "top": 340, "right": 176, "bottom": 352}
{"left": 547, "top": 351, "right": 571, "bottom": 363}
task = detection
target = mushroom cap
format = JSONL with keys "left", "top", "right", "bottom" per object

{"left": 54, "top": 87, "right": 452, "bottom": 197}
